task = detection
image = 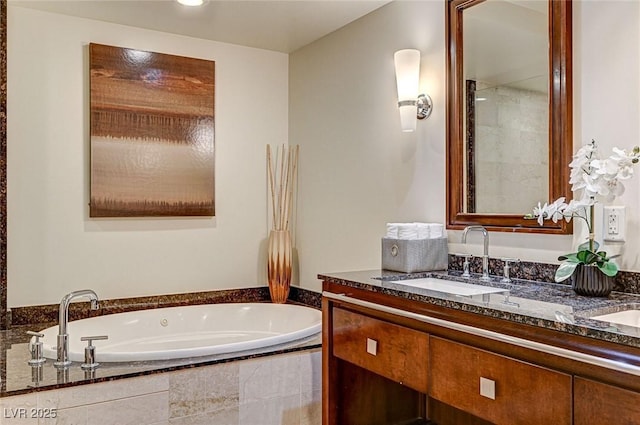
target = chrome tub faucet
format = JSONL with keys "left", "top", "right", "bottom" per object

{"left": 54, "top": 289, "right": 100, "bottom": 368}
{"left": 461, "top": 225, "right": 490, "bottom": 281}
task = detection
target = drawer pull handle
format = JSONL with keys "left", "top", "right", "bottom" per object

{"left": 366, "top": 338, "right": 378, "bottom": 356}
{"left": 480, "top": 377, "right": 496, "bottom": 400}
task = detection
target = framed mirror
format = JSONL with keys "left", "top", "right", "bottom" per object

{"left": 446, "top": 0, "right": 572, "bottom": 233}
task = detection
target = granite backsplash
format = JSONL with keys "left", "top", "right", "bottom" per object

{"left": 447, "top": 254, "right": 640, "bottom": 294}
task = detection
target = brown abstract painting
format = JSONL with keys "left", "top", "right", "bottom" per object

{"left": 90, "top": 43, "right": 215, "bottom": 217}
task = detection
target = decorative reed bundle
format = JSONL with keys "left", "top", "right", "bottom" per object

{"left": 267, "top": 144, "right": 299, "bottom": 231}
{"left": 266, "top": 144, "right": 299, "bottom": 303}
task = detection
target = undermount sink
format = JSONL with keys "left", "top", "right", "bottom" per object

{"left": 590, "top": 309, "right": 640, "bottom": 328}
{"left": 389, "top": 278, "right": 507, "bottom": 297}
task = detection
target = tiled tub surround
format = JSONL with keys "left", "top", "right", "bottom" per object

{"left": 0, "top": 347, "right": 321, "bottom": 425}
{"left": 0, "top": 286, "right": 322, "bottom": 420}
{"left": 1, "top": 326, "right": 320, "bottom": 395}
{"left": 319, "top": 269, "right": 640, "bottom": 349}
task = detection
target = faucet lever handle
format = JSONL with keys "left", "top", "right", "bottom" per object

{"left": 80, "top": 335, "right": 108, "bottom": 370}
{"left": 456, "top": 253, "right": 473, "bottom": 278}
{"left": 500, "top": 258, "right": 520, "bottom": 283}
{"left": 81, "top": 335, "right": 109, "bottom": 345}
{"left": 27, "top": 331, "right": 45, "bottom": 340}
{"left": 26, "top": 331, "right": 46, "bottom": 366}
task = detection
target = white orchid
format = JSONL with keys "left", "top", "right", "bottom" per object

{"left": 528, "top": 140, "right": 640, "bottom": 282}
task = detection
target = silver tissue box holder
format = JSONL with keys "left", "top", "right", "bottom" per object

{"left": 381, "top": 237, "right": 448, "bottom": 273}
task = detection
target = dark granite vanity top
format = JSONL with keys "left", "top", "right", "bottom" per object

{"left": 0, "top": 323, "right": 321, "bottom": 398}
{"left": 319, "top": 269, "right": 640, "bottom": 349}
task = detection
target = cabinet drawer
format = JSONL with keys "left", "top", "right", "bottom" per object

{"left": 575, "top": 377, "right": 640, "bottom": 425}
{"left": 430, "top": 337, "right": 571, "bottom": 425}
{"left": 332, "top": 307, "right": 429, "bottom": 393}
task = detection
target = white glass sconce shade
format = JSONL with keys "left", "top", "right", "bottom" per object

{"left": 177, "top": 0, "right": 204, "bottom": 6}
{"left": 394, "top": 49, "right": 432, "bottom": 132}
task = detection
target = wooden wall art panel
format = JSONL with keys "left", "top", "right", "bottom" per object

{"left": 89, "top": 43, "right": 215, "bottom": 217}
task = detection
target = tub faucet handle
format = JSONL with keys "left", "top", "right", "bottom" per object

{"left": 26, "top": 331, "right": 46, "bottom": 366}
{"left": 80, "top": 335, "right": 108, "bottom": 370}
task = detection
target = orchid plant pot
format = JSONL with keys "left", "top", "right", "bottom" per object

{"left": 571, "top": 264, "right": 614, "bottom": 297}
{"left": 267, "top": 229, "right": 292, "bottom": 303}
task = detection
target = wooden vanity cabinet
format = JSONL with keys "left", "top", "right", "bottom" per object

{"left": 323, "top": 282, "right": 640, "bottom": 425}
{"left": 332, "top": 307, "right": 429, "bottom": 393}
{"left": 327, "top": 306, "right": 429, "bottom": 425}
{"left": 574, "top": 377, "right": 640, "bottom": 425}
{"left": 430, "top": 337, "right": 572, "bottom": 425}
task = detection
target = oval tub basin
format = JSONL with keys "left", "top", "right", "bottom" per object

{"left": 37, "top": 303, "right": 321, "bottom": 362}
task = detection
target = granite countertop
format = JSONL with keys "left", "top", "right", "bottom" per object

{"left": 319, "top": 269, "right": 640, "bottom": 349}
{"left": 0, "top": 325, "right": 321, "bottom": 398}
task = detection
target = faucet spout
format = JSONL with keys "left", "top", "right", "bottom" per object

{"left": 54, "top": 289, "right": 100, "bottom": 368}
{"left": 461, "top": 226, "right": 490, "bottom": 281}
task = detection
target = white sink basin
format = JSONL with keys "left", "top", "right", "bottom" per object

{"left": 390, "top": 278, "right": 507, "bottom": 296}
{"left": 590, "top": 309, "right": 640, "bottom": 328}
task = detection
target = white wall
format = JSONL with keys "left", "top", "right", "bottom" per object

{"left": 9, "top": 1, "right": 640, "bottom": 303}
{"left": 8, "top": 7, "right": 288, "bottom": 307}
{"left": 291, "top": 0, "right": 640, "bottom": 292}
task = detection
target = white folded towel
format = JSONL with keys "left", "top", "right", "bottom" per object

{"left": 414, "top": 222, "right": 431, "bottom": 239}
{"left": 386, "top": 223, "right": 401, "bottom": 238}
{"left": 427, "top": 223, "right": 445, "bottom": 239}
{"left": 397, "top": 223, "right": 419, "bottom": 240}
{"left": 386, "top": 222, "right": 446, "bottom": 240}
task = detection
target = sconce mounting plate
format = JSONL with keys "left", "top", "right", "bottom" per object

{"left": 417, "top": 94, "right": 433, "bottom": 120}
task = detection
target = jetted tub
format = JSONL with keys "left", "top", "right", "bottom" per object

{"left": 36, "top": 303, "right": 321, "bottom": 362}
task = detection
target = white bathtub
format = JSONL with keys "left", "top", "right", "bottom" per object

{"left": 37, "top": 303, "right": 321, "bottom": 362}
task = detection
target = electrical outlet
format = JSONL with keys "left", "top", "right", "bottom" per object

{"left": 603, "top": 206, "right": 625, "bottom": 242}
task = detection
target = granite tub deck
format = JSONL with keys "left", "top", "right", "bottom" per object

{"left": 318, "top": 270, "right": 640, "bottom": 349}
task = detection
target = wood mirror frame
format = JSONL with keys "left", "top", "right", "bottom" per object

{"left": 446, "top": 0, "right": 572, "bottom": 233}
{"left": 1, "top": 0, "right": 7, "bottom": 329}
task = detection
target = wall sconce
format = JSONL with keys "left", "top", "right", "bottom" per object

{"left": 394, "top": 49, "right": 433, "bottom": 132}
{"left": 176, "top": 0, "right": 205, "bottom": 6}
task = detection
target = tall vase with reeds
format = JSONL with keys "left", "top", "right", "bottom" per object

{"left": 266, "top": 144, "right": 299, "bottom": 303}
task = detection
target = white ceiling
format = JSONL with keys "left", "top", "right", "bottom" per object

{"left": 9, "top": 0, "right": 392, "bottom": 53}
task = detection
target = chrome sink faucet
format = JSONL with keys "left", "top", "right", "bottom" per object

{"left": 461, "top": 225, "right": 490, "bottom": 281}
{"left": 54, "top": 290, "right": 100, "bottom": 368}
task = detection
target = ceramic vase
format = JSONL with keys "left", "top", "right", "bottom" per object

{"left": 267, "top": 229, "right": 292, "bottom": 303}
{"left": 571, "top": 264, "right": 614, "bottom": 297}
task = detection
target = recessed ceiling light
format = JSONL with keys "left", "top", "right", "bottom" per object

{"left": 176, "top": 0, "right": 205, "bottom": 6}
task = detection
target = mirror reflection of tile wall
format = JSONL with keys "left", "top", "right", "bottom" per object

{"left": 475, "top": 82, "right": 549, "bottom": 214}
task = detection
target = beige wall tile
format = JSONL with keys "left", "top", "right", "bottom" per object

{"left": 239, "top": 353, "right": 301, "bottom": 403}
{"left": 38, "top": 374, "right": 169, "bottom": 410}
{"left": 86, "top": 392, "right": 169, "bottom": 425}
{"left": 169, "top": 369, "right": 205, "bottom": 418}
{"left": 0, "top": 393, "right": 39, "bottom": 425}
{"left": 202, "top": 362, "right": 239, "bottom": 414}
{"left": 239, "top": 394, "right": 300, "bottom": 425}
{"left": 300, "top": 349, "right": 322, "bottom": 394}
{"left": 38, "top": 406, "right": 87, "bottom": 425}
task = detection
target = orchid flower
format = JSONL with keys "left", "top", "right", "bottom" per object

{"left": 528, "top": 140, "right": 640, "bottom": 282}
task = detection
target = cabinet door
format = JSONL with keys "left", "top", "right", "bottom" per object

{"left": 430, "top": 337, "right": 572, "bottom": 425}
{"left": 575, "top": 377, "right": 640, "bottom": 425}
{"left": 332, "top": 307, "right": 429, "bottom": 393}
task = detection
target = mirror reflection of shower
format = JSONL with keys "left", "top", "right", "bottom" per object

{"left": 466, "top": 75, "right": 549, "bottom": 214}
